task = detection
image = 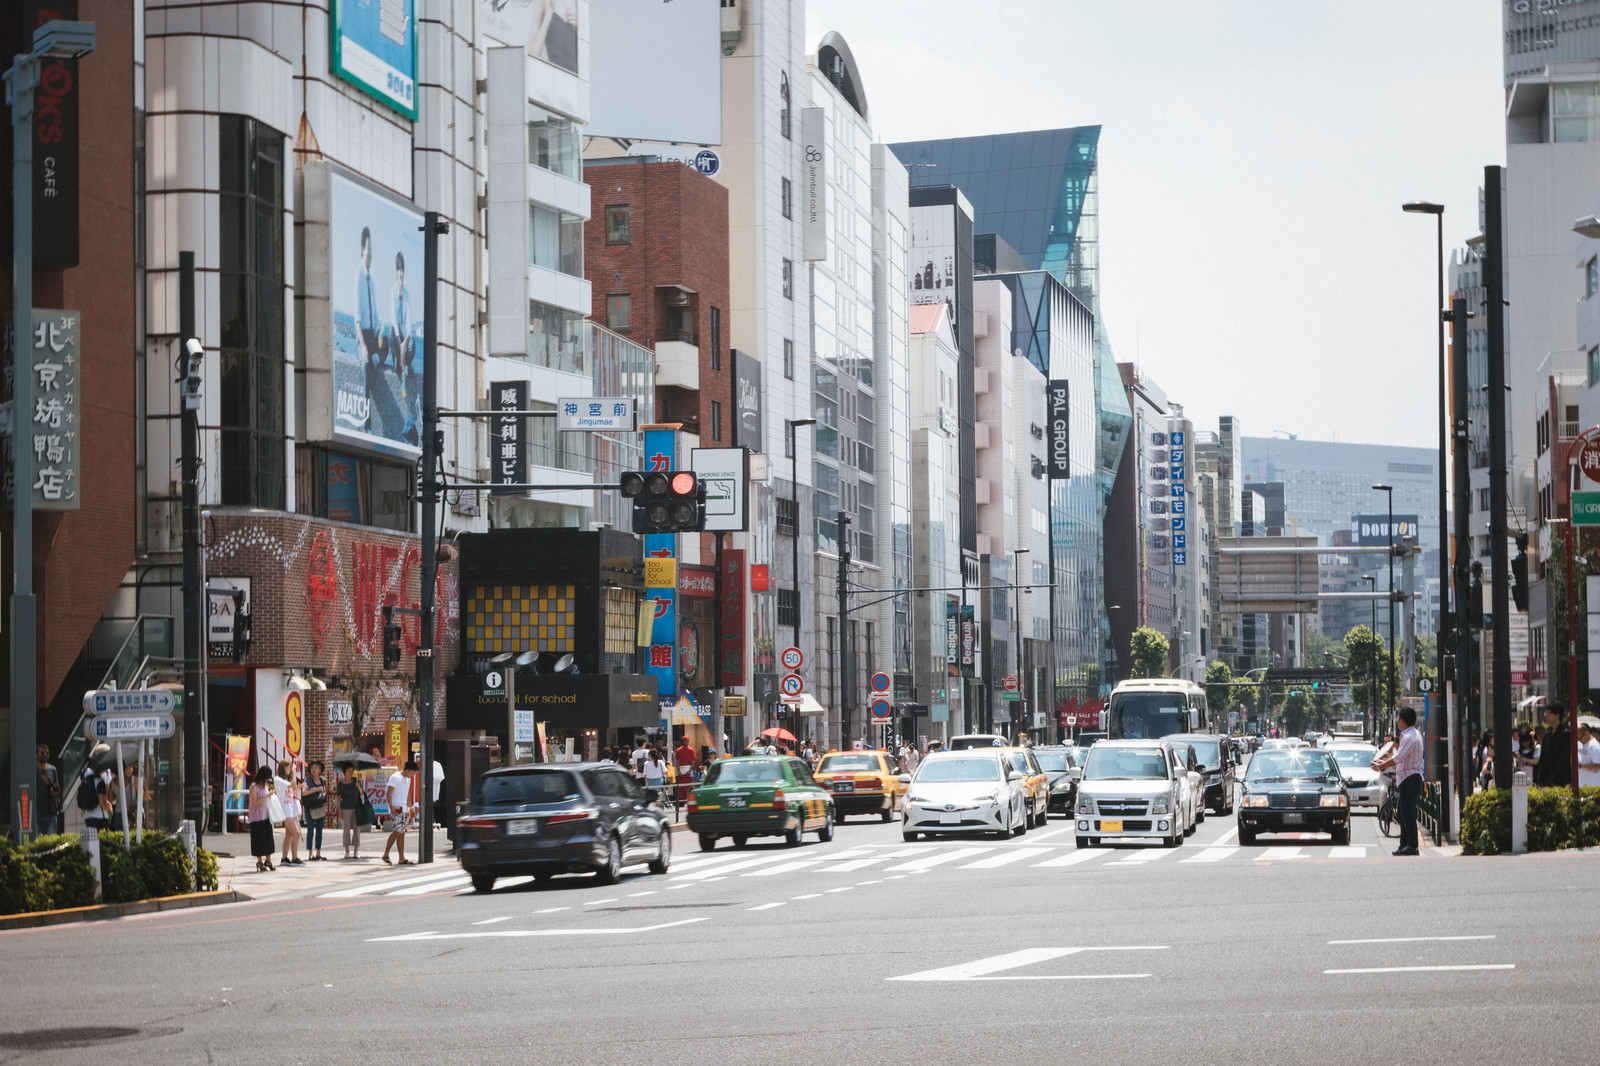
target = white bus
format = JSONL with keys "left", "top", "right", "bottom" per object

{"left": 1106, "top": 678, "right": 1211, "bottom": 740}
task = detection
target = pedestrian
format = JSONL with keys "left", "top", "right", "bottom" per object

{"left": 35, "top": 744, "right": 61, "bottom": 836}
{"left": 430, "top": 757, "right": 446, "bottom": 827}
{"left": 276, "top": 759, "right": 304, "bottom": 865}
{"left": 600, "top": 746, "right": 616, "bottom": 765}
{"left": 642, "top": 746, "right": 668, "bottom": 801}
{"left": 1372, "top": 706, "right": 1423, "bottom": 856}
{"left": 1475, "top": 731, "right": 1494, "bottom": 792}
{"left": 1576, "top": 719, "right": 1600, "bottom": 787}
{"left": 248, "top": 766, "right": 276, "bottom": 872}
{"left": 382, "top": 757, "right": 415, "bottom": 865}
{"left": 674, "top": 735, "right": 698, "bottom": 800}
{"left": 303, "top": 760, "right": 328, "bottom": 861}
{"left": 1533, "top": 703, "right": 1571, "bottom": 788}
{"left": 1516, "top": 727, "right": 1538, "bottom": 777}
{"left": 79, "top": 745, "right": 112, "bottom": 829}
{"left": 337, "top": 765, "right": 365, "bottom": 860}
{"left": 630, "top": 737, "right": 650, "bottom": 777}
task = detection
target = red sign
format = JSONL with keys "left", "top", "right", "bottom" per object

{"left": 305, "top": 530, "right": 338, "bottom": 654}
{"left": 720, "top": 550, "right": 746, "bottom": 686}
{"left": 750, "top": 563, "right": 770, "bottom": 592}
{"left": 1578, "top": 435, "right": 1600, "bottom": 485}
{"left": 1003, "top": 674, "right": 1018, "bottom": 692}
{"left": 678, "top": 566, "right": 717, "bottom": 597}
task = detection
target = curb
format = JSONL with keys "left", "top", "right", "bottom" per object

{"left": 0, "top": 889, "right": 247, "bottom": 932}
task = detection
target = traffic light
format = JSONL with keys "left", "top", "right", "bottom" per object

{"left": 382, "top": 604, "right": 402, "bottom": 669}
{"left": 621, "top": 470, "right": 707, "bottom": 533}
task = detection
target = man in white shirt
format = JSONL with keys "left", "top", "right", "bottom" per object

{"left": 382, "top": 758, "right": 415, "bottom": 865}
{"left": 1576, "top": 720, "right": 1600, "bottom": 788}
{"left": 1373, "top": 708, "right": 1424, "bottom": 856}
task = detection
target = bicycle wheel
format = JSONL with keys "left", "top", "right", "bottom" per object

{"left": 1377, "top": 798, "right": 1396, "bottom": 838}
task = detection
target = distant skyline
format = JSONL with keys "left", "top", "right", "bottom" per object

{"left": 805, "top": 0, "right": 1506, "bottom": 450}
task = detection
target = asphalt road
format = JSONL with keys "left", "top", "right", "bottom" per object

{"left": 2, "top": 807, "right": 1595, "bottom": 1065}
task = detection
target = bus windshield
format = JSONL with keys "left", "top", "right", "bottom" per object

{"left": 1108, "top": 692, "right": 1192, "bottom": 740}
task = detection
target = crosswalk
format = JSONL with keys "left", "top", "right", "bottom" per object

{"left": 322, "top": 839, "right": 1411, "bottom": 900}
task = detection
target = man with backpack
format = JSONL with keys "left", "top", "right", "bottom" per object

{"left": 78, "top": 745, "right": 112, "bottom": 828}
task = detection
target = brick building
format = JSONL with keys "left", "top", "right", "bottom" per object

{"left": 583, "top": 158, "right": 730, "bottom": 444}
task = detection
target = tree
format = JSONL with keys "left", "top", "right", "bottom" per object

{"left": 1204, "top": 659, "right": 1233, "bottom": 723}
{"left": 1283, "top": 688, "right": 1310, "bottom": 737}
{"left": 1129, "top": 627, "right": 1169, "bottom": 679}
{"left": 1344, "top": 624, "right": 1391, "bottom": 724}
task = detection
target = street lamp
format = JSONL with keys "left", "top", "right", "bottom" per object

{"left": 1165, "top": 655, "right": 1204, "bottom": 679}
{"left": 1373, "top": 483, "right": 1397, "bottom": 738}
{"left": 1011, "top": 547, "right": 1029, "bottom": 740}
{"left": 784, "top": 417, "right": 815, "bottom": 736}
{"left": 7, "top": 19, "right": 96, "bottom": 842}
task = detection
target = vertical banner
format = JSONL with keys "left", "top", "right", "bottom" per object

{"left": 385, "top": 716, "right": 407, "bottom": 765}
{"left": 24, "top": 0, "right": 80, "bottom": 266}
{"left": 721, "top": 549, "right": 747, "bottom": 686}
{"left": 960, "top": 605, "right": 976, "bottom": 677}
{"left": 1047, "top": 379, "right": 1070, "bottom": 479}
{"left": 801, "top": 107, "right": 827, "bottom": 261}
{"left": 3, "top": 310, "right": 82, "bottom": 508}
{"left": 643, "top": 427, "right": 680, "bottom": 697}
{"left": 489, "top": 380, "right": 528, "bottom": 494}
{"left": 1168, "top": 427, "right": 1187, "bottom": 566}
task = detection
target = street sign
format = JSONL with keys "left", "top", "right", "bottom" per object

{"left": 483, "top": 670, "right": 506, "bottom": 698}
{"left": 82, "top": 688, "right": 177, "bottom": 715}
{"left": 1418, "top": 677, "right": 1433, "bottom": 693}
{"left": 1002, "top": 674, "right": 1018, "bottom": 692}
{"left": 1577, "top": 435, "right": 1600, "bottom": 484}
{"left": 780, "top": 673, "right": 804, "bottom": 696}
{"left": 1066, "top": 715, "right": 1078, "bottom": 726}
{"left": 1000, "top": 691, "right": 1020, "bottom": 702}
{"left": 781, "top": 647, "right": 804, "bottom": 671}
{"left": 870, "top": 671, "right": 891, "bottom": 693}
{"left": 90, "top": 712, "right": 176, "bottom": 741}
{"left": 1575, "top": 490, "right": 1600, "bottom": 526}
{"left": 870, "top": 698, "right": 892, "bottom": 720}
{"left": 557, "top": 397, "right": 636, "bottom": 432}
{"left": 513, "top": 710, "right": 535, "bottom": 743}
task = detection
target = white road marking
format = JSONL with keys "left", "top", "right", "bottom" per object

{"left": 741, "top": 860, "right": 821, "bottom": 877}
{"left": 1180, "top": 846, "right": 1239, "bottom": 863}
{"left": 627, "top": 890, "right": 659, "bottom": 897}
{"left": 1032, "top": 849, "right": 1103, "bottom": 868}
{"left": 748, "top": 902, "right": 786, "bottom": 911}
{"left": 814, "top": 857, "right": 889, "bottom": 873}
{"left": 673, "top": 853, "right": 816, "bottom": 880}
{"left": 1326, "top": 846, "right": 1367, "bottom": 859}
{"left": 825, "top": 886, "right": 854, "bottom": 893}
{"left": 584, "top": 898, "right": 619, "bottom": 906}
{"left": 368, "top": 917, "right": 711, "bottom": 942}
{"left": 1328, "top": 935, "right": 1496, "bottom": 945}
{"left": 857, "top": 880, "right": 883, "bottom": 886}
{"left": 665, "top": 884, "right": 691, "bottom": 890}
{"left": 1326, "top": 965, "right": 1514, "bottom": 974}
{"left": 890, "top": 945, "right": 1167, "bottom": 983}
{"left": 961, "top": 847, "right": 1054, "bottom": 870}
{"left": 1109, "top": 847, "right": 1169, "bottom": 864}
{"left": 1256, "top": 846, "right": 1305, "bottom": 860}
{"left": 884, "top": 875, "right": 908, "bottom": 880}
{"left": 885, "top": 848, "right": 990, "bottom": 872}
{"left": 319, "top": 870, "right": 473, "bottom": 898}
{"left": 1025, "top": 826, "right": 1075, "bottom": 844}
{"left": 532, "top": 906, "right": 571, "bottom": 914}
{"left": 791, "top": 893, "right": 822, "bottom": 900}
{"left": 1211, "top": 826, "right": 1239, "bottom": 844}
{"left": 472, "top": 916, "right": 512, "bottom": 926}
{"left": 390, "top": 875, "right": 474, "bottom": 896}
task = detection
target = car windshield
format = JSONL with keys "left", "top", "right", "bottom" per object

{"left": 703, "top": 759, "right": 786, "bottom": 785}
{"left": 1035, "top": 752, "right": 1071, "bottom": 772}
{"left": 915, "top": 758, "right": 1001, "bottom": 783}
{"left": 1246, "top": 750, "right": 1340, "bottom": 784}
{"left": 818, "top": 754, "right": 879, "bottom": 773}
{"left": 1110, "top": 692, "right": 1191, "bottom": 739}
{"left": 473, "top": 771, "right": 580, "bottom": 806}
{"left": 1328, "top": 747, "right": 1377, "bottom": 771}
{"left": 1173, "top": 738, "right": 1219, "bottom": 765}
{"left": 1082, "top": 748, "right": 1169, "bottom": 781}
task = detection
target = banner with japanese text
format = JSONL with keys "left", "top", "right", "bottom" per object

{"left": 643, "top": 426, "right": 679, "bottom": 696}
{"left": 3, "top": 310, "right": 81, "bottom": 509}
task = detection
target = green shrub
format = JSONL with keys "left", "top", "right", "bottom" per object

{"left": 0, "top": 835, "right": 97, "bottom": 915}
{"left": 195, "top": 847, "right": 219, "bottom": 892}
{"left": 98, "top": 830, "right": 195, "bottom": 903}
{"left": 1460, "top": 785, "right": 1600, "bottom": 854}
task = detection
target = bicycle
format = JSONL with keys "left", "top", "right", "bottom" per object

{"left": 648, "top": 784, "right": 679, "bottom": 822}
{"left": 1376, "top": 772, "right": 1396, "bottom": 838}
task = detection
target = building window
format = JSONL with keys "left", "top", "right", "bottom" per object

{"left": 529, "top": 204, "right": 584, "bottom": 277}
{"left": 1591, "top": 346, "right": 1600, "bottom": 387}
{"left": 710, "top": 400, "right": 723, "bottom": 442}
{"left": 1554, "top": 82, "right": 1600, "bottom": 143}
{"left": 605, "top": 205, "right": 631, "bottom": 245}
{"left": 1588, "top": 257, "right": 1599, "bottom": 299}
{"left": 529, "top": 299, "right": 587, "bottom": 373}
{"left": 776, "top": 495, "right": 797, "bottom": 536}
{"left": 778, "top": 586, "right": 797, "bottom": 628}
{"left": 606, "top": 294, "right": 632, "bottom": 333}
{"left": 781, "top": 177, "right": 793, "bottom": 219}
{"left": 779, "top": 70, "right": 791, "bottom": 140}
{"left": 783, "top": 338, "right": 794, "bottom": 380}
{"left": 295, "top": 447, "right": 413, "bottom": 531}
{"left": 710, "top": 307, "right": 722, "bottom": 371}
{"left": 782, "top": 258, "right": 793, "bottom": 299}
{"left": 528, "top": 106, "right": 581, "bottom": 179}
{"left": 218, "top": 114, "right": 286, "bottom": 510}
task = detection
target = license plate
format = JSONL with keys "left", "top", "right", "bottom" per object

{"left": 938, "top": 811, "right": 961, "bottom": 824}
{"left": 506, "top": 819, "right": 539, "bottom": 835}
{"left": 832, "top": 781, "right": 854, "bottom": 792}
{"left": 1282, "top": 813, "right": 1305, "bottom": 825}
{"left": 1100, "top": 819, "right": 1124, "bottom": 833}
{"left": 727, "top": 795, "right": 747, "bottom": 808}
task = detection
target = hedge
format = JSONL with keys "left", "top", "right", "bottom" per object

{"left": 0, "top": 831, "right": 220, "bottom": 915}
{"left": 1461, "top": 785, "right": 1600, "bottom": 855}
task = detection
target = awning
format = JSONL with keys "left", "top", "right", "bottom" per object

{"left": 782, "top": 692, "right": 826, "bottom": 716}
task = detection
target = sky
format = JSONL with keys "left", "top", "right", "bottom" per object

{"left": 804, "top": 0, "right": 1507, "bottom": 450}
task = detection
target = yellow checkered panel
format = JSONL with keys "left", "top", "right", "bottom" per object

{"left": 465, "top": 584, "right": 576, "bottom": 654}
{"left": 604, "top": 587, "right": 639, "bottom": 655}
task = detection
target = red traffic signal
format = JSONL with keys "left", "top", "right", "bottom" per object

{"left": 623, "top": 470, "right": 706, "bottom": 533}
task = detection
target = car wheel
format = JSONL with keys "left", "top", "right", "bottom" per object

{"left": 818, "top": 809, "right": 835, "bottom": 843}
{"left": 470, "top": 873, "right": 495, "bottom": 893}
{"left": 1076, "top": 835, "right": 1091, "bottom": 848}
{"left": 1332, "top": 823, "right": 1351, "bottom": 847}
{"left": 732, "top": 834, "right": 749, "bottom": 848}
{"left": 880, "top": 804, "right": 892, "bottom": 823}
{"left": 1239, "top": 826, "right": 1256, "bottom": 846}
{"left": 785, "top": 817, "right": 804, "bottom": 848}
{"left": 534, "top": 872, "right": 554, "bottom": 884}
{"left": 903, "top": 829, "right": 918, "bottom": 842}
{"left": 594, "top": 835, "right": 623, "bottom": 884}
{"left": 649, "top": 829, "right": 672, "bottom": 874}
{"left": 698, "top": 833, "right": 717, "bottom": 852}
{"left": 1196, "top": 803, "right": 1206, "bottom": 824}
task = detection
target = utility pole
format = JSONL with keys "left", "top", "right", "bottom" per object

{"left": 179, "top": 252, "right": 206, "bottom": 847}
{"left": 1485, "top": 166, "right": 1513, "bottom": 790}
{"left": 837, "top": 511, "right": 851, "bottom": 745}
{"left": 1449, "top": 295, "right": 1472, "bottom": 809}
{"left": 416, "top": 211, "right": 447, "bottom": 863}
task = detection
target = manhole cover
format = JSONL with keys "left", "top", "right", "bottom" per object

{"left": 0, "top": 1027, "right": 161, "bottom": 1050}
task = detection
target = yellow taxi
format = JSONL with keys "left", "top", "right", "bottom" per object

{"left": 1001, "top": 746, "right": 1051, "bottom": 829}
{"left": 812, "top": 749, "right": 907, "bottom": 822}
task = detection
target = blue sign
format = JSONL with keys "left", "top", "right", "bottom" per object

{"left": 644, "top": 426, "right": 679, "bottom": 697}
{"left": 330, "top": 0, "right": 418, "bottom": 120}
{"left": 83, "top": 689, "right": 176, "bottom": 715}
{"left": 693, "top": 149, "right": 721, "bottom": 176}
{"left": 870, "top": 698, "right": 892, "bottom": 720}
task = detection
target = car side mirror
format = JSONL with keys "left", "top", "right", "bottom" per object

{"left": 897, "top": 773, "right": 911, "bottom": 784}
{"left": 1007, "top": 770, "right": 1022, "bottom": 782}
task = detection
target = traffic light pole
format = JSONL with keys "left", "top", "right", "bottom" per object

{"left": 1485, "top": 166, "right": 1513, "bottom": 791}
{"left": 179, "top": 252, "right": 206, "bottom": 847}
{"left": 837, "top": 511, "right": 852, "bottom": 744}
{"left": 416, "top": 210, "right": 446, "bottom": 863}
{"left": 1450, "top": 296, "right": 1472, "bottom": 813}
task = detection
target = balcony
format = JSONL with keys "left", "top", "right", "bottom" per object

{"left": 655, "top": 340, "right": 700, "bottom": 390}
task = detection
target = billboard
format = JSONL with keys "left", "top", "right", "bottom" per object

{"left": 1354, "top": 514, "right": 1420, "bottom": 547}
{"left": 3, "top": 310, "right": 81, "bottom": 509}
{"left": 1047, "top": 380, "right": 1070, "bottom": 478}
{"left": 910, "top": 207, "right": 958, "bottom": 338}
{"left": 330, "top": 0, "right": 418, "bottom": 120}
{"left": 588, "top": 0, "right": 720, "bottom": 145}
{"left": 329, "top": 169, "right": 425, "bottom": 457}
{"left": 801, "top": 107, "right": 827, "bottom": 261}
{"left": 734, "top": 349, "right": 763, "bottom": 448}
{"left": 490, "top": 380, "right": 529, "bottom": 494}
{"left": 25, "top": 0, "right": 80, "bottom": 266}
{"left": 690, "top": 446, "right": 748, "bottom": 533}
{"left": 480, "top": 0, "right": 580, "bottom": 75}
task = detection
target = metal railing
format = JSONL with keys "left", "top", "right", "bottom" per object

{"left": 59, "top": 615, "right": 175, "bottom": 815}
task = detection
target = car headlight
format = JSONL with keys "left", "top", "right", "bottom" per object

{"left": 1244, "top": 794, "right": 1269, "bottom": 808}
{"left": 975, "top": 790, "right": 999, "bottom": 803}
{"left": 907, "top": 794, "right": 926, "bottom": 805}
{"left": 1320, "top": 794, "right": 1348, "bottom": 808}
{"left": 1150, "top": 798, "right": 1170, "bottom": 815}
{"left": 1076, "top": 797, "right": 1094, "bottom": 815}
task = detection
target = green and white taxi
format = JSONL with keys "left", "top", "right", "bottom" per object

{"left": 686, "top": 755, "right": 836, "bottom": 851}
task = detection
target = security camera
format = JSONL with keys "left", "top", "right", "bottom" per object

{"left": 184, "top": 337, "right": 203, "bottom": 359}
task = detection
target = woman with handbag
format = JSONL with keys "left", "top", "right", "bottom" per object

{"left": 248, "top": 766, "right": 276, "bottom": 872}
{"left": 337, "top": 765, "right": 366, "bottom": 860}
{"left": 303, "top": 761, "right": 329, "bottom": 860}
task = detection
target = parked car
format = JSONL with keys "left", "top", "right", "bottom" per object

{"left": 1073, "top": 740, "right": 1188, "bottom": 848}
{"left": 456, "top": 763, "right": 671, "bottom": 892}
{"left": 1002, "top": 746, "right": 1051, "bottom": 828}
{"left": 813, "top": 749, "right": 906, "bottom": 822}
{"left": 1237, "top": 747, "right": 1351, "bottom": 845}
{"left": 687, "top": 755, "right": 835, "bottom": 850}
{"left": 1033, "top": 745, "right": 1080, "bottom": 817}
{"left": 902, "top": 750, "right": 1028, "bottom": 841}
{"left": 1165, "top": 732, "right": 1238, "bottom": 814}
{"left": 1325, "top": 744, "right": 1387, "bottom": 810}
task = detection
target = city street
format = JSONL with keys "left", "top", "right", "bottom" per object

{"left": 3, "top": 809, "right": 1595, "bottom": 1064}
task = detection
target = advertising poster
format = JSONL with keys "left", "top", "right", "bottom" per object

{"left": 330, "top": 0, "right": 418, "bottom": 119}
{"left": 24, "top": 0, "right": 80, "bottom": 266}
{"left": 330, "top": 169, "right": 425, "bottom": 457}
{"left": 721, "top": 549, "right": 746, "bottom": 686}
{"left": 910, "top": 209, "right": 958, "bottom": 339}
{"left": 385, "top": 716, "right": 408, "bottom": 765}
{"left": 3, "top": 310, "right": 82, "bottom": 509}
{"left": 490, "top": 381, "right": 529, "bottom": 493}
{"left": 224, "top": 735, "right": 251, "bottom": 818}
{"left": 642, "top": 426, "right": 679, "bottom": 697}
{"left": 479, "top": 0, "right": 580, "bottom": 75}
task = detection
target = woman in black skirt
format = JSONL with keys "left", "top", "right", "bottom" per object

{"left": 247, "top": 765, "right": 276, "bottom": 872}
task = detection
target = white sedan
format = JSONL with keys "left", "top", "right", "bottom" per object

{"left": 1327, "top": 745, "right": 1388, "bottom": 810}
{"left": 901, "top": 751, "right": 1028, "bottom": 841}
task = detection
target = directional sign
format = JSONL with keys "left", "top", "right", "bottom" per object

{"left": 82, "top": 689, "right": 177, "bottom": 715}
{"left": 780, "top": 673, "right": 805, "bottom": 697}
{"left": 870, "top": 698, "right": 892, "bottom": 720}
{"left": 870, "top": 671, "right": 891, "bottom": 693}
{"left": 90, "top": 713, "right": 176, "bottom": 741}
{"left": 513, "top": 710, "right": 535, "bottom": 743}
{"left": 557, "top": 397, "right": 636, "bottom": 432}
{"left": 1000, "top": 691, "right": 1021, "bottom": 702}
{"left": 1575, "top": 491, "right": 1600, "bottom": 526}
{"left": 781, "top": 647, "right": 804, "bottom": 671}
